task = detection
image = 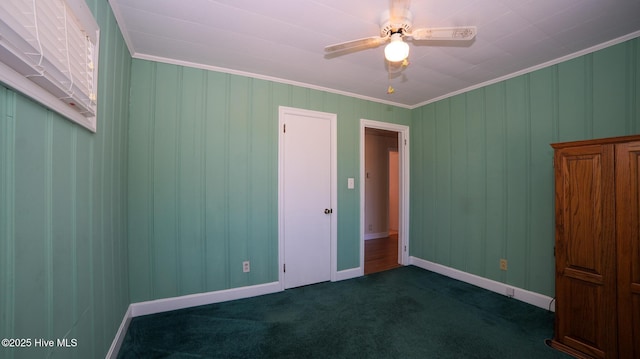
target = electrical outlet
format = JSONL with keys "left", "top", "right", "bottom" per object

{"left": 500, "top": 259, "right": 508, "bottom": 271}
{"left": 243, "top": 261, "right": 250, "bottom": 273}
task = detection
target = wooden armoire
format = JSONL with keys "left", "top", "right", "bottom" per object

{"left": 550, "top": 135, "right": 640, "bottom": 359}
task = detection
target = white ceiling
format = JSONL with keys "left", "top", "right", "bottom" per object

{"left": 108, "top": 0, "right": 640, "bottom": 108}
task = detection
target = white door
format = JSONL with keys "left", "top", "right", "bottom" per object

{"left": 279, "top": 107, "right": 336, "bottom": 289}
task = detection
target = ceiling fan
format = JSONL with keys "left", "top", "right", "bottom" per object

{"left": 324, "top": 1, "right": 477, "bottom": 63}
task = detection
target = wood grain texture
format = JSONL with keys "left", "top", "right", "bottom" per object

{"left": 364, "top": 234, "right": 401, "bottom": 275}
{"left": 551, "top": 135, "right": 640, "bottom": 358}
{"left": 552, "top": 142, "right": 616, "bottom": 358}
{"left": 615, "top": 141, "right": 640, "bottom": 358}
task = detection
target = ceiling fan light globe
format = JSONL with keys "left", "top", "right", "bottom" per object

{"left": 384, "top": 39, "right": 409, "bottom": 62}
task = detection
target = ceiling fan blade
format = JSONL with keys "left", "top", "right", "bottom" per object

{"left": 324, "top": 36, "right": 388, "bottom": 53}
{"left": 408, "top": 26, "right": 477, "bottom": 41}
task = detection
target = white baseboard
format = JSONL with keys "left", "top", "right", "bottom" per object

{"left": 109, "top": 260, "right": 555, "bottom": 358}
{"left": 334, "top": 267, "right": 363, "bottom": 281}
{"left": 126, "top": 269, "right": 366, "bottom": 320}
{"left": 409, "top": 256, "right": 555, "bottom": 312}
{"left": 107, "top": 282, "right": 281, "bottom": 358}
{"left": 130, "top": 281, "right": 282, "bottom": 318}
{"left": 106, "top": 305, "right": 132, "bottom": 359}
{"left": 364, "top": 231, "right": 388, "bottom": 240}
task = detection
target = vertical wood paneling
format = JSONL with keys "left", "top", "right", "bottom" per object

{"left": 411, "top": 37, "right": 640, "bottom": 297}
{"left": 593, "top": 45, "right": 627, "bottom": 137}
{"left": 153, "top": 63, "right": 179, "bottom": 299}
{"left": 483, "top": 83, "right": 507, "bottom": 281}
{"left": 125, "top": 34, "right": 637, "bottom": 308}
{"left": 465, "top": 89, "right": 487, "bottom": 275}
{"left": 13, "top": 97, "right": 48, "bottom": 345}
{"left": 450, "top": 95, "right": 468, "bottom": 270}
{"left": 204, "top": 71, "right": 230, "bottom": 291}
{"left": 127, "top": 59, "right": 412, "bottom": 299}
{"left": 504, "top": 76, "right": 529, "bottom": 288}
{"left": 0, "top": 87, "right": 16, "bottom": 350}
{"left": 249, "top": 79, "right": 275, "bottom": 282}
{"left": 409, "top": 109, "right": 422, "bottom": 257}
{"left": 0, "top": 0, "right": 131, "bottom": 357}
{"left": 51, "top": 119, "right": 75, "bottom": 341}
{"left": 227, "top": 76, "right": 251, "bottom": 288}
{"left": 528, "top": 68, "right": 557, "bottom": 294}
{"left": 336, "top": 95, "right": 359, "bottom": 270}
{"left": 127, "top": 60, "right": 154, "bottom": 302}
{"left": 434, "top": 101, "right": 452, "bottom": 264}
{"left": 558, "top": 57, "right": 588, "bottom": 141}
{"left": 423, "top": 106, "right": 437, "bottom": 262}
{"left": 410, "top": 106, "right": 435, "bottom": 260}
{"left": 289, "top": 86, "right": 309, "bottom": 109}
{"left": 74, "top": 130, "right": 93, "bottom": 358}
{"left": 179, "top": 67, "right": 206, "bottom": 295}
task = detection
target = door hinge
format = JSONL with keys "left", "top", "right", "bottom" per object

{"left": 404, "top": 245, "right": 407, "bottom": 252}
{"left": 283, "top": 124, "right": 286, "bottom": 133}
{"left": 404, "top": 139, "right": 407, "bottom": 145}
{"left": 283, "top": 263, "right": 286, "bottom": 273}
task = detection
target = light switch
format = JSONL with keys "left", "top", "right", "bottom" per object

{"left": 347, "top": 178, "right": 355, "bottom": 189}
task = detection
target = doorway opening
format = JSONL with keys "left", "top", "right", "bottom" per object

{"left": 360, "top": 120, "right": 410, "bottom": 275}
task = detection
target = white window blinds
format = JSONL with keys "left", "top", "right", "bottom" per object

{"left": 0, "top": 0, "right": 100, "bottom": 132}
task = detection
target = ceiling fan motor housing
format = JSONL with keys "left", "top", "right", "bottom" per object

{"left": 380, "top": 9, "right": 413, "bottom": 36}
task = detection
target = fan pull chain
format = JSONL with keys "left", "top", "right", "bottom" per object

{"left": 387, "top": 59, "right": 410, "bottom": 95}
{"left": 387, "top": 61, "right": 395, "bottom": 94}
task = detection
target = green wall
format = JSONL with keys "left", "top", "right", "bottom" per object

{"left": 127, "top": 60, "right": 411, "bottom": 302}
{"left": 3, "top": 6, "right": 638, "bottom": 355}
{"left": 410, "top": 38, "right": 640, "bottom": 297}
{"left": 128, "top": 38, "right": 639, "bottom": 303}
{"left": 0, "top": 0, "right": 131, "bottom": 358}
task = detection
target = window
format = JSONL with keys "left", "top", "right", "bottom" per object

{"left": 0, "top": 0, "right": 100, "bottom": 132}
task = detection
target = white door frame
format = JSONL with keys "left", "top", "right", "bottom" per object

{"left": 360, "top": 119, "right": 410, "bottom": 271}
{"left": 278, "top": 106, "right": 338, "bottom": 290}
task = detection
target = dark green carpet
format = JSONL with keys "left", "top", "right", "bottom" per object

{"left": 118, "top": 266, "right": 570, "bottom": 358}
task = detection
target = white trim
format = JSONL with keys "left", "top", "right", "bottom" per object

{"left": 105, "top": 306, "right": 132, "bottom": 359}
{"left": 0, "top": 62, "right": 96, "bottom": 133}
{"left": 132, "top": 53, "right": 413, "bottom": 110}
{"left": 107, "top": 282, "right": 282, "bottom": 357}
{"left": 364, "top": 231, "right": 389, "bottom": 240}
{"left": 360, "top": 120, "right": 410, "bottom": 273}
{"left": 410, "top": 257, "right": 556, "bottom": 312}
{"left": 112, "top": 29, "right": 639, "bottom": 110}
{"left": 413, "top": 30, "right": 640, "bottom": 108}
{"left": 130, "top": 282, "right": 281, "bottom": 318}
{"left": 0, "top": 0, "right": 100, "bottom": 132}
{"left": 334, "top": 267, "right": 362, "bottom": 282}
{"left": 278, "top": 106, "right": 338, "bottom": 289}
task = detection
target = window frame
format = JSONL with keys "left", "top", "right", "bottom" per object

{"left": 0, "top": 0, "right": 100, "bottom": 132}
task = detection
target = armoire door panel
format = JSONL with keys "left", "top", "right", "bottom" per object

{"left": 563, "top": 153, "right": 604, "bottom": 275}
{"left": 557, "top": 279, "right": 607, "bottom": 358}
{"left": 553, "top": 143, "right": 617, "bottom": 358}
{"left": 563, "top": 267, "right": 602, "bottom": 284}
{"left": 615, "top": 141, "right": 640, "bottom": 358}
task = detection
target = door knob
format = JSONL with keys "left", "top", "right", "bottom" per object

{"left": 324, "top": 208, "right": 333, "bottom": 214}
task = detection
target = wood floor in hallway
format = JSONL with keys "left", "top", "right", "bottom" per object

{"left": 364, "top": 233, "right": 401, "bottom": 275}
